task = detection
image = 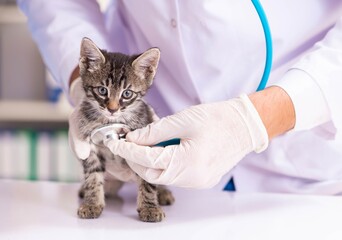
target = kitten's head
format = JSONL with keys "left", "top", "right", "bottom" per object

{"left": 79, "top": 37, "right": 160, "bottom": 118}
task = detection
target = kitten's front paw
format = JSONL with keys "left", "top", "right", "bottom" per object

{"left": 138, "top": 207, "right": 165, "bottom": 222}
{"left": 158, "top": 188, "right": 175, "bottom": 206}
{"left": 77, "top": 204, "right": 104, "bottom": 219}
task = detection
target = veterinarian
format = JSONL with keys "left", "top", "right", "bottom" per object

{"left": 18, "top": 1, "right": 342, "bottom": 194}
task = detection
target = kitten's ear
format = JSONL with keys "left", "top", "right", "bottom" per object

{"left": 79, "top": 37, "right": 105, "bottom": 74}
{"left": 132, "top": 48, "right": 160, "bottom": 85}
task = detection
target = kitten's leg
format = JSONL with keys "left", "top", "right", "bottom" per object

{"left": 157, "top": 186, "right": 175, "bottom": 206}
{"left": 137, "top": 178, "right": 165, "bottom": 222}
{"left": 79, "top": 179, "right": 118, "bottom": 199}
{"left": 78, "top": 152, "right": 105, "bottom": 219}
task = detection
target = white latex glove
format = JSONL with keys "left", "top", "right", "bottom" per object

{"left": 68, "top": 77, "right": 91, "bottom": 160}
{"left": 104, "top": 94, "right": 269, "bottom": 188}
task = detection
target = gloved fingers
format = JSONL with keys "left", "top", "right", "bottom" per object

{"left": 104, "top": 138, "right": 177, "bottom": 169}
{"left": 126, "top": 161, "right": 165, "bottom": 184}
{"left": 125, "top": 113, "right": 192, "bottom": 146}
{"left": 127, "top": 160, "right": 214, "bottom": 188}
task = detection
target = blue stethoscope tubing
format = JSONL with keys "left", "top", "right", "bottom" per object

{"left": 156, "top": 0, "right": 273, "bottom": 147}
{"left": 251, "top": 0, "right": 273, "bottom": 91}
{"left": 225, "top": 0, "right": 273, "bottom": 191}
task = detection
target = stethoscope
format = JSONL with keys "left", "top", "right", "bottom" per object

{"left": 252, "top": 0, "right": 273, "bottom": 91}
{"left": 91, "top": 0, "right": 273, "bottom": 147}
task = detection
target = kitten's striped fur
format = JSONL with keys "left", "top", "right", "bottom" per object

{"left": 75, "top": 38, "right": 174, "bottom": 222}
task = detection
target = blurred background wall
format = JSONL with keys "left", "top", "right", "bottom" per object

{"left": 0, "top": 0, "right": 83, "bottom": 182}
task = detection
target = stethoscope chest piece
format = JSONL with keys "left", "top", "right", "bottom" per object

{"left": 90, "top": 124, "right": 130, "bottom": 146}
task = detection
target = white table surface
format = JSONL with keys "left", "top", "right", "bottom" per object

{"left": 1, "top": 180, "right": 342, "bottom": 240}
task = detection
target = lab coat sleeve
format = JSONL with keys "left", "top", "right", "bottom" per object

{"left": 17, "top": 0, "right": 111, "bottom": 95}
{"left": 275, "top": 17, "right": 342, "bottom": 136}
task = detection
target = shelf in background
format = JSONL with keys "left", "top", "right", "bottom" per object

{"left": 0, "top": 100, "right": 72, "bottom": 129}
{"left": 0, "top": 4, "right": 26, "bottom": 24}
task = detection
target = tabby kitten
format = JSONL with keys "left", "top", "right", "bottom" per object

{"left": 74, "top": 37, "right": 174, "bottom": 222}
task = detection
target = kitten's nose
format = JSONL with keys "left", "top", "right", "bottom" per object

{"left": 107, "top": 108, "right": 117, "bottom": 114}
{"left": 107, "top": 101, "right": 119, "bottom": 114}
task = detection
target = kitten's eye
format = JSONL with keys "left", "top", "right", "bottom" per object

{"left": 97, "top": 86, "right": 108, "bottom": 96}
{"left": 122, "top": 90, "right": 133, "bottom": 99}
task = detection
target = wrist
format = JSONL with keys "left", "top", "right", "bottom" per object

{"left": 237, "top": 94, "right": 269, "bottom": 153}
{"left": 69, "top": 66, "right": 80, "bottom": 87}
{"left": 248, "top": 86, "right": 295, "bottom": 140}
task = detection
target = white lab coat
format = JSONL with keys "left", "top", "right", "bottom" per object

{"left": 18, "top": 0, "right": 342, "bottom": 195}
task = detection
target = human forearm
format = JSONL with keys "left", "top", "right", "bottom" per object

{"left": 70, "top": 66, "right": 80, "bottom": 87}
{"left": 249, "top": 86, "right": 295, "bottom": 140}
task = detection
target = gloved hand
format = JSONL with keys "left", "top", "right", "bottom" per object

{"left": 104, "top": 94, "right": 269, "bottom": 188}
{"left": 68, "top": 77, "right": 91, "bottom": 160}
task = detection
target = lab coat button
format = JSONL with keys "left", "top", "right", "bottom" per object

{"left": 171, "top": 18, "right": 177, "bottom": 28}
